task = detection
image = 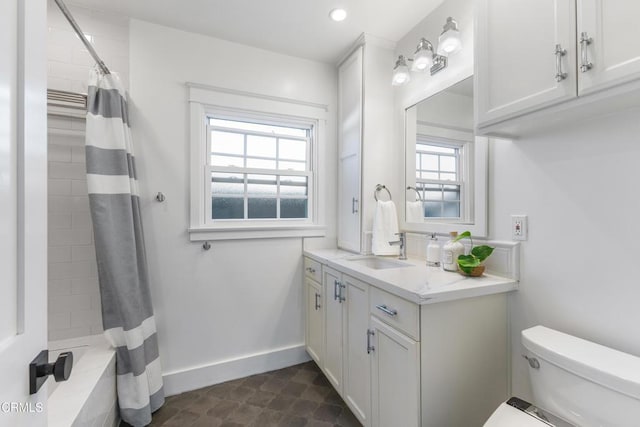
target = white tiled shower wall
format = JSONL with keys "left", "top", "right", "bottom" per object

{"left": 47, "top": 1, "right": 129, "bottom": 340}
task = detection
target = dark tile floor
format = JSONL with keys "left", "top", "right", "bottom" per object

{"left": 122, "top": 361, "right": 362, "bottom": 427}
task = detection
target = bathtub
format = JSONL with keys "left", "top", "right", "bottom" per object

{"left": 48, "top": 334, "right": 119, "bottom": 427}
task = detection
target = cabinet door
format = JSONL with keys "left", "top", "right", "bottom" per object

{"left": 370, "top": 317, "right": 420, "bottom": 427}
{"left": 343, "top": 275, "right": 371, "bottom": 426}
{"left": 577, "top": 1, "right": 640, "bottom": 95}
{"left": 323, "top": 267, "right": 344, "bottom": 393}
{"left": 476, "top": 0, "right": 577, "bottom": 126}
{"left": 305, "top": 278, "right": 323, "bottom": 365}
{"left": 338, "top": 47, "right": 362, "bottom": 252}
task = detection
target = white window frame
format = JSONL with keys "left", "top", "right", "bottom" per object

{"left": 415, "top": 136, "right": 466, "bottom": 220}
{"left": 188, "top": 83, "right": 327, "bottom": 241}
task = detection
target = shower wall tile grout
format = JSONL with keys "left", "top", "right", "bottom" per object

{"left": 46, "top": 0, "right": 130, "bottom": 341}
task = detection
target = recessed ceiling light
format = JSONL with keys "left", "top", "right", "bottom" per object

{"left": 329, "top": 8, "right": 347, "bottom": 22}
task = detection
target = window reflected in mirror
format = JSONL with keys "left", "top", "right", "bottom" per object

{"left": 405, "top": 77, "right": 477, "bottom": 225}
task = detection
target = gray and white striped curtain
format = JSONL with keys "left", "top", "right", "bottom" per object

{"left": 86, "top": 68, "right": 164, "bottom": 426}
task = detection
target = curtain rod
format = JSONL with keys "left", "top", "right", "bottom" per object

{"left": 53, "top": 0, "right": 110, "bottom": 75}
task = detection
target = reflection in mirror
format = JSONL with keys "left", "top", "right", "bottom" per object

{"left": 405, "top": 77, "right": 475, "bottom": 225}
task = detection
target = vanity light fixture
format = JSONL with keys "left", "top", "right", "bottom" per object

{"left": 392, "top": 16, "right": 463, "bottom": 86}
{"left": 411, "top": 38, "right": 434, "bottom": 72}
{"left": 437, "top": 17, "right": 462, "bottom": 55}
{"left": 329, "top": 8, "right": 347, "bottom": 22}
{"left": 392, "top": 55, "right": 411, "bottom": 86}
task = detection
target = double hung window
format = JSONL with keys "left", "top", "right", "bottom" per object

{"left": 207, "top": 116, "right": 313, "bottom": 222}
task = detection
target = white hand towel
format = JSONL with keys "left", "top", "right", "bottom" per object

{"left": 406, "top": 201, "right": 424, "bottom": 223}
{"left": 372, "top": 200, "right": 400, "bottom": 256}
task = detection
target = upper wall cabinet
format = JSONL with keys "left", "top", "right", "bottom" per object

{"left": 577, "top": 1, "right": 640, "bottom": 95}
{"left": 476, "top": 0, "right": 640, "bottom": 136}
{"left": 476, "top": 0, "right": 577, "bottom": 126}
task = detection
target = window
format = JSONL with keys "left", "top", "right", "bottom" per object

{"left": 208, "top": 117, "right": 312, "bottom": 221}
{"left": 415, "top": 139, "right": 463, "bottom": 219}
{"left": 188, "top": 82, "right": 327, "bottom": 240}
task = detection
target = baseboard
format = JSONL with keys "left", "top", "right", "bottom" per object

{"left": 162, "top": 344, "right": 311, "bottom": 396}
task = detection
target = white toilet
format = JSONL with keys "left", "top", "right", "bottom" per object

{"left": 484, "top": 325, "right": 640, "bottom": 426}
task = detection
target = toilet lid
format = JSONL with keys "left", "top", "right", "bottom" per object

{"left": 484, "top": 398, "right": 575, "bottom": 427}
{"left": 484, "top": 403, "right": 552, "bottom": 426}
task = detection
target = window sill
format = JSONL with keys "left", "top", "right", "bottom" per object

{"left": 188, "top": 224, "right": 326, "bottom": 241}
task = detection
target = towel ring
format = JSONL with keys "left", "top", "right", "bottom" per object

{"left": 374, "top": 184, "right": 392, "bottom": 202}
{"left": 406, "top": 186, "right": 423, "bottom": 202}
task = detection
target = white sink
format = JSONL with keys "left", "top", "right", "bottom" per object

{"left": 346, "top": 256, "right": 411, "bottom": 270}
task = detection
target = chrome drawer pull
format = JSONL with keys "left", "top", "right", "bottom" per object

{"left": 376, "top": 304, "right": 398, "bottom": 317}
{"left": 305, "top": 267, "right": 316, "bottom": 274}
{"left": 367, "top": 329, "right": 375, "bottom": 354}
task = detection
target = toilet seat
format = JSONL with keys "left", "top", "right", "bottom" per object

{"left": 484, "top": 397, "right": 575, "bottom": 427}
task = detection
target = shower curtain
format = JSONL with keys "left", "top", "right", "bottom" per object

{"left": 86, "top": 68, "right": 164, "bottom": 426}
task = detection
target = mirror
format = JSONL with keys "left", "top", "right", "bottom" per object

{"left": 404, "top": 76, "right": 488, "bottom": 235}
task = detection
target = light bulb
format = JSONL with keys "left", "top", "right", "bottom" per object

{"left": 411, "top": 50, "right": 433, "bottom": 71}
{"left": 438, "top": 30, "right": 462, "bottom": 55}
{"left": 329, "top": 8, "right": 347, "bottom": 22}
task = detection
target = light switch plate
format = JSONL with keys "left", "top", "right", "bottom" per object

{"left": 511, "top": 215, "right": 528, "bottom": 241}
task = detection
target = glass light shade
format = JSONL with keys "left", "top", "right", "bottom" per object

{"left": 392, "top": 65, "right": 411, "bottom": 86}
{"left": 437, "top": 29, "right": 462, "bottom": 56}
{"left": 412, "top": 49, "right": 433, "bottom": 72}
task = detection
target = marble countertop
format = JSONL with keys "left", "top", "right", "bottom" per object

{"left": 303, "top": 249, "right": 518, "bottom": 305}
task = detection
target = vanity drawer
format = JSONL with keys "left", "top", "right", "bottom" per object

{"left": 370, "top": 286, "right": 419, "bottom": 340}
{"left": 304, "top": 257, "right": 322, "bottom": 283}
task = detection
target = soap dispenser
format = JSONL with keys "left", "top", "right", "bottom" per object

{"left": 442, "top": 231, "right": 465, "bottom": 272}
{"left": 426, "top": 233, "right": 440, "bottom": 267}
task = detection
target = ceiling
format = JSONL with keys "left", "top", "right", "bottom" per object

{"left": 66, "top": 0, "right": 445, "bottom": 63}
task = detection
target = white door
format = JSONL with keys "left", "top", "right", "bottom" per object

{"left": 305, "top": 278, "right": 323, "bottom": 365}
{"left": 322, "top": 267, "right": 344, "bottom": 393}
{"left": 0, "top": 0, "right": 48, "bottom": 426}
{"left": 476, "top": 0, "right": 577, "bottom": 127}
{"left": 370, "top": 317, "right": 420, "bottom": 427}
{"left": 337, "top": 47, "right": 362, "bottom": 252}
{"left": 343, "top": 275, "right": 370, "bottom": 426}
{"left": 577, "top": 0, "right": 640, "bottom": 95}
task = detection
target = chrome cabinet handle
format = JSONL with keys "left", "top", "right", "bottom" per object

{"left": 580, "top": 32, "right": 593, "bottom": 73}
{"left": 352, "top": 197, "right": 359, "bottom": 214}
{"left": 334, "top": 280, "right": 339, "bottom": 301}
{"left": 338, "top": 283, "right": 346, "bottom": 303}
{"left": 554, "top": 44, "right": 568, "bottom": 82}
{"left": 314, "top": 292, "right": 321, "bottom": 310}
{"left": 367, "top": 329, "right": 375, "bottom": 354}
{"left": 305, "top": 267, "right": 316, "bottom": 274}
{"left": 376, "top": 304, "right": 398, "bottom": 317}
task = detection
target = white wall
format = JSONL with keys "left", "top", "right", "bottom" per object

{"left": 491, "top": 110, "right": 640, "bottom": 399}
{"left": 46, "top": 1, "right": 129, "bottom": 340}
{"left": 128, "top": 20, "right": 337, "bottom": 394}
{"left": 396, "top": 0, "right": 640, "bottom": 405}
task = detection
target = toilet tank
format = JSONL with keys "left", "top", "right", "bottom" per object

{"left": 522, "top": 326, "right": 640, "bottom": 427}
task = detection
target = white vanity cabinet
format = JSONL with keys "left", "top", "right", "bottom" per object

{"left": 322, "top": 265, "right": 372, "bottom": 426}
{"left": 304, "top": 258, "right": 323, "bottom": 365}
{"left": 476, "top": 0, "right": 640, "bottom": 133}
{"left": 368, "top": 286, "right": 420, "bottom": 427}
{"left": 303, "top": 254, "right": 512, "bottom": 427}
{"left": 322, "top": 266, "right": 345, "bottom": 393}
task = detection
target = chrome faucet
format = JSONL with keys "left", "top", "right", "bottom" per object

{"left": 389, "top": 232, "right": 407, "bottom": 260}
